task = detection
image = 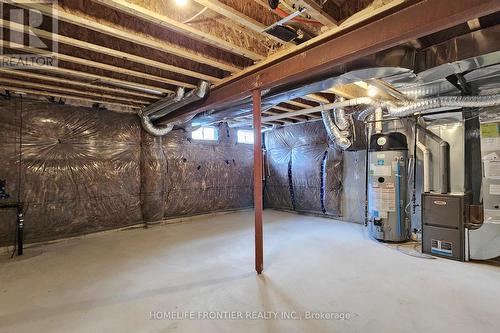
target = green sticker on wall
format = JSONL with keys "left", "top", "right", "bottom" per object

{"left": 481, "top": 123, "right": 500, "bottom": 138}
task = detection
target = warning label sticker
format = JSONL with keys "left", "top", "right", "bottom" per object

{"left": 371, "top": 187, "right": 396, "bottom": 212}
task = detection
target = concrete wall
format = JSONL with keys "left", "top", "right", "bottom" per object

{"left": 0, "top": 97, "right": 253, "bottom": 245}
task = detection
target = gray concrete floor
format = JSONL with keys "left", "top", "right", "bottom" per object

{"left": 1, "top": 210, "right": 499, "bottom": 333}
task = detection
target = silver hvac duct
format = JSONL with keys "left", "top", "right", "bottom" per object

{"left": 333, "top": 97, "right": 350, "bottom": 131}
{"left": 417, "top": 124, "right": 450, "bottom": 194}
{"left": 321, "top": 96, "right": 352, "bottom": 150}
{"left": 141, "top": 116, "right": 174, "bottom": 137}
{"left": 142, "top": 88, "right": 185, "bottom": 118}
{"left": 139, "top": 81, "right": 210, "bottom": 136}
{"left": 149, "top": 81, "right": 210, "bottom": 121}
{"left": 386, "top": 95, "right": 500, "bottom": 117}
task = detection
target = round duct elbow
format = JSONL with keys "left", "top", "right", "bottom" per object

{"left": 141, "top": 114, "right": 173, "bottom": 136}
{"left": 321, "top": 109, "right": 351, "bottom": 150}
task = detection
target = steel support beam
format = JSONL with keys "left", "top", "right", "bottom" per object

{"left": 159, "top": 0, "right": 500, "bottom": 124}
{"left": 253, "top": 89, "right": 264, "bottom": 275}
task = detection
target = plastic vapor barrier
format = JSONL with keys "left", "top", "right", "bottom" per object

{"left": 0, "top": 97, "right": 253, "bottom": 246}
{"left": 264, "top": 122, "right": 343, "bottom": 216}
{"left": 141, "top": 123, "right": 253, "bottom": 221}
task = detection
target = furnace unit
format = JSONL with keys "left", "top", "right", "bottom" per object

{"left": 422, "top": 193, "right": 470, "bottom": 261}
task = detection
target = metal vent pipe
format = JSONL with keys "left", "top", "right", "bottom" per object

{"left": 139, "top": 81, "right": 210, "bottom": 136}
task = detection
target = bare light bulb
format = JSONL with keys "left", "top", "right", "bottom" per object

{"left": 367, "top": 85, "right": 378, "bottom": 97}
{"left": 175, "top": 0, "right": 188, "bottom": 6}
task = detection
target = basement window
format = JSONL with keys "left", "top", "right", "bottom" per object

{"left": 237, "top": 129, "right": 254, "bottom": 144}
{"left": 191, "top": 126, "right": 218, "bottom": 141}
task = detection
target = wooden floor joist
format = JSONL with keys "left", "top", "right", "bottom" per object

{"left": 275, "top": 104, "right": 320, "bottom": 119}
{"left": 293, "top": 0, "right": 338, "bottom": 28}
{"left": 286, "top": 100, "right": 317, "bottom": 109}
{"left": 207, "top": 0, "right": 410, "bottom": 91}
{"left": 1, "top": 41, "right": 197, "bottom": 90}
{"left": 11, "top": 1, "right": 241, "bottom": 73}
{"left": 191, "top": 0, "right": 288, "bottom": 45}
{"left": 0, "top": 56, "right": 171, "bottom": 95}
{"left": 0, "top": 68, "right": 160, "bottom": 101}
{"left": 0, "top": 77, "right": 149, "bottom": 105}
{"left": 0, "top": 19, "right": 221, "bottom": 84}
{"left": 0, "top": 85, "right": 142, "bottom": 109}
{"left": 92, "top": 0, "right": 265, "bottom": 61}
{"left": 303, "top": 94, "right": 331, "bottom": 104}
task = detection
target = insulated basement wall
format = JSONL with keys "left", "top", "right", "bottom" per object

{"left": 141, "top": 123, "right": 253, "bottom": 221}
{"left": 0, "top": 97, "right": 253, "bottom": 246}
{"left": 0, "top": 97, "right": 142, "bottom": 246}
{"left": 264, "top": 122, "right": 344, "bottom": 217}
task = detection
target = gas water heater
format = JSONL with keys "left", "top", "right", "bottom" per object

{"left": 368, "top": 132, "right": 409, "bottom": 242}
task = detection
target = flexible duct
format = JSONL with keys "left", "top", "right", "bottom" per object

{"left": 139, "top": 81, "right": 210, "bottom": 136}
{"left": 333, "top": 97, "right": 350, "bottom": 131}
{"left": 321, "top": 98, "right": 352, "bottom": 150}
{"left": 357, "top": 106, "right": 377, "bottom": 121}
{"left": 387, "top": 95, "right": 500, "bottom": 117}
{"left": 140, "top": 115, "right": 174, "bottom": 136}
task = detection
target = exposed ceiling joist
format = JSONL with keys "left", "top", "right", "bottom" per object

{"left": 191, "top": 0, "right": 288, "bottom": 45}
{"left": 286, "top": 99, "right": 317, "bottom": 109}
{"left": 325, "top": 85, "right": 368, "bottom": 99}
{"left": 0, "top": 77, "right": 148, "bottom": 105}
{"left": 303, "top": 94, "right": 331, "bottom": 104}
{"left": 6, "top": 1, "right": 241, "bottom": 73}
{"left": 160, "top": 0, "right": 500, "bottom": 124}
{"left": 207, "top": 0, "right": 409, "bottom": 91}
{"left": 0, "top": 68, "right": 159, "bottom": 101}
{"left": 272, "top": 105, "right": 316, "bottom": 120}
{"left": 0, "top": 19, "right": 219, "bottom": 84}
{"left": 1, "top": 40, "right": 196, "bottom": 90}
{"left": 292, "top": 0, "right": 338, "bottom": 28}
{"left": 0, "top": 56, "right": 169, "bottom": 96}
{"left": 0, "top": 85, "right": 141, "bottom": 109}
{"left": 92, "top": 0, "right": 265, "bottom": 61}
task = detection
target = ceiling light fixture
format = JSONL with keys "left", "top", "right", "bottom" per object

{"left": 175, "top": 0, "right": 188, "bottom": 6}
{"left": 367, "top": 85, "right": 378, "bottom": 97}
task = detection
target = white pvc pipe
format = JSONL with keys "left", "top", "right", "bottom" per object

{"left": 416, "top": 141, "right": 431, "bottom": 193}
{"left": 374, "top": 107, "right": 383, "bottom": 134}
{"left": 230, "top": 97, "right": 375, "bottom": 127}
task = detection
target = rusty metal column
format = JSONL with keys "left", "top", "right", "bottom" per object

{"left": 252, "top": 89, "right": 263, "bottom": 274}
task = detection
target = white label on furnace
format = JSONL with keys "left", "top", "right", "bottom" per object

{"left": 485, "top": 160, "right": 500, "bottom": 178}
{"left": 481, "top": 137, "right": 500, "bottom": 151}
{"left": 489, "top": 184, "right": 500, "bottom": 195}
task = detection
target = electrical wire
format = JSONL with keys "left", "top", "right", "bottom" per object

{"left": 182, "top": 7, "right": 208, "bottom": 24}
